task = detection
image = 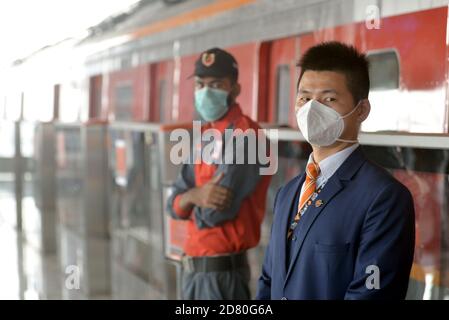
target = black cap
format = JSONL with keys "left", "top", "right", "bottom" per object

{"left": 193, "top": 47, "right": 238, "bottom": 80}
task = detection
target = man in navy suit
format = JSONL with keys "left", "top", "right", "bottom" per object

{"left": 257, "top": 42, "right": 415, "bottom": 300}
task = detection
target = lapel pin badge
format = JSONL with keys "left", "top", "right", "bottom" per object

{"left": 315, "top": 199, "right": 324, "bottom": 207}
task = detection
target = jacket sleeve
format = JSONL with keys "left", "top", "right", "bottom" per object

{"left": 344, "top": 182, "right": 415, "bottom": 300}
{"left": 256, "top": 188, "right": 280, "bottom": 300}
{"left": 193, "top": 133, "right": 268, "bottom": 228}
{"left": 166, "top": 163, "right": 196, "bottom": 220}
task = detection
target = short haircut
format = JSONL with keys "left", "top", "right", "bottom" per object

{"left": 297, "top": 41, "right": 370, "bottom": 103}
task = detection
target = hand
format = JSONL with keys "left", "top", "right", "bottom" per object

{"left": 195, "top": 172, "right": 233, "bottom": 211}
{"left": 181, "top": 172, "right": 233, "bottom": 212}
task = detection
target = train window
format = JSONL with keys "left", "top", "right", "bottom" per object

{"left": 367, "top": 50, "right": 400, "bottom": 91}
{"left": 115, "top": 83, "right": 133, "bottom": 121}
{"left": 275, "top": 65, "right": 291, "bottom": 125}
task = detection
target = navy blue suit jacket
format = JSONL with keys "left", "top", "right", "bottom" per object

{"left": 257, "top": 147, "right": 415, "bottom": 300}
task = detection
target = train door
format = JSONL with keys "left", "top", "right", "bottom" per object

{"left": 260, "top": 37, "right": 299, "bottom": 128}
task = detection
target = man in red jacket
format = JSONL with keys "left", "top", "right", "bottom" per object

{"left": 167, "top": 48, "right": 271, "bottom": 299}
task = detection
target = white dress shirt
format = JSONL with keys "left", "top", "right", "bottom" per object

{"left": 298, "top": 143, "right": 360, "bottom": 215}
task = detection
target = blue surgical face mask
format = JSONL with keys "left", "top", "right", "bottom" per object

{"left": 194, "top": 87, "right": 229, "bottom": 122}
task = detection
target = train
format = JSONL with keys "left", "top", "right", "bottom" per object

{"left": 1, "top": 0, "right": 448, "bottom": 299}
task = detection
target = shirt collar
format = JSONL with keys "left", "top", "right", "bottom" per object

{"left": 307, "top": 143, "right": 360, "bottom": 182}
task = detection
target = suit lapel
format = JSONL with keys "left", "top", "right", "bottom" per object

{"left": 284, "top": 175, "right": 344, "bottom": 285}
{"left": 277, "top": 173, "right": 305, "bottom": 282}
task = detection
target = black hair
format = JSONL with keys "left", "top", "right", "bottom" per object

{"left": 297, "top": 41, "right": 370, "bottom": 103}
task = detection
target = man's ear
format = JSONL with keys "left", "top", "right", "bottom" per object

{"left": 227, "top": 83, "right": 241, "bottom": 106}
{"left": 358, "top": 99, "right": 371, "bottom": 122}
{"left": 233, "top": 83, "right": 241, "bottom": 98}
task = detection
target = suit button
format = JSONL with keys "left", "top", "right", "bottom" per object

{"left": 292, "top": 235, "right": 297, "bottom": 241}
{"left": 281, "top": 297, "right": 288, "bottom": 300}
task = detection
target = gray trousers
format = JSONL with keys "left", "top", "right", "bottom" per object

{"left": 181, "top": 265, "right": 251, "bottom": 300}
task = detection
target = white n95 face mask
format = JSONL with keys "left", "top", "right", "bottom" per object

{"left": 296, "top": 99, "right": 360, "bottom": 147}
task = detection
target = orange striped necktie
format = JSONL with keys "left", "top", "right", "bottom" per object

{"left": 287, "top": 161, "right": 320, "bottom": 240}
